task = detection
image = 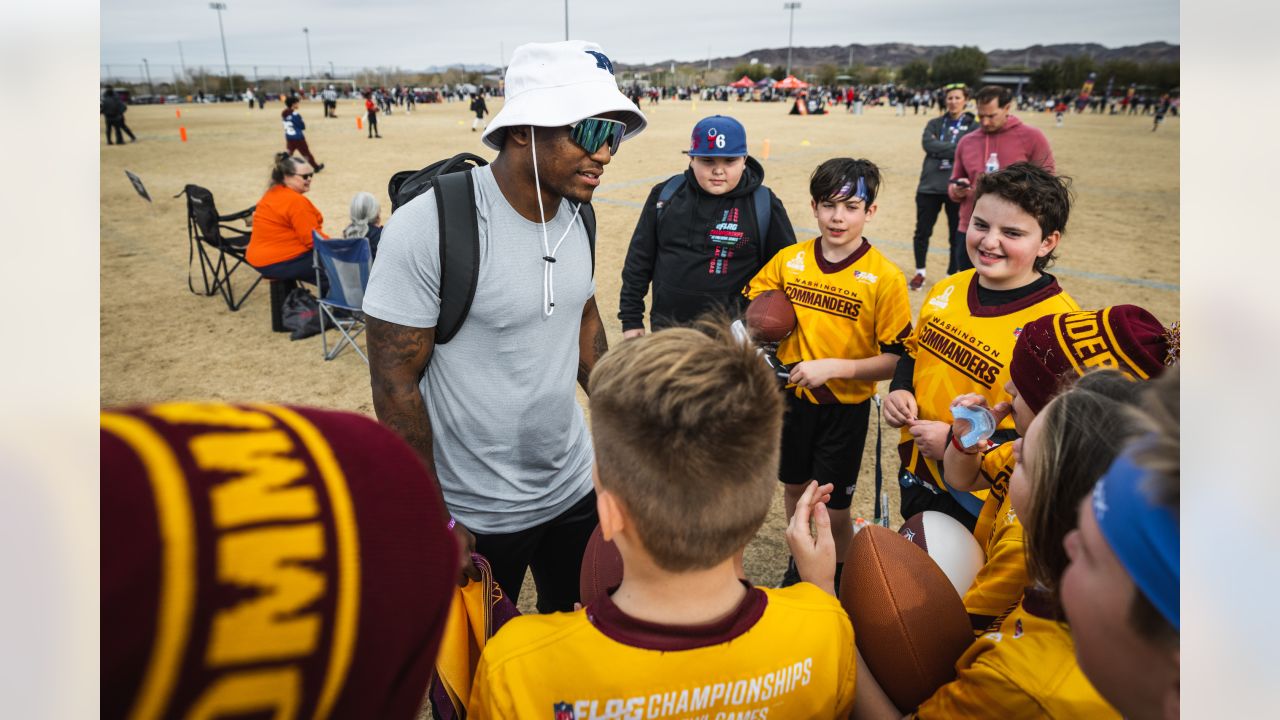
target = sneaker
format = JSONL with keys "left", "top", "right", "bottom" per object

{"left": 778, "top": 556, "right": 802, "bottom": 588}
{"left": 909, "top": 272, "right": 926, "bottom": 291}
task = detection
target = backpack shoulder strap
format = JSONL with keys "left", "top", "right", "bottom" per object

{"left": 433, "top": 170, "right": 479, "bottom": 345}
{"left": 752, "top": 185, "right": 773, "bottom": 264}
{"left": 655, "top": 174, "right": 685, "bottom": 221}
{"left": 579, "top": 202, "right": 596, "bottom": 276}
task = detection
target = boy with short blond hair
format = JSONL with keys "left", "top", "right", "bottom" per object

{"left": 746, "top": 157, "right": 913, "bottom": 587}
{"left": 469, "top": 321, "right": 858, "bottom": 719}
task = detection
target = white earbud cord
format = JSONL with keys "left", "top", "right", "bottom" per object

{"left": 530, "top": 126, "right": 583, "bottom": 317}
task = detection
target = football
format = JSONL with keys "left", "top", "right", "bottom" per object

{"left": 840, "top": 525, "right": 974, "bottom": 713}
{"left": 898, "top": 511, "right": 986, "bottom": 597}
{"left": 744, "top": 290, "right": 797, "bottom": 342}
{"left": 579, "top": 524, "right": 624, "bottom": 606}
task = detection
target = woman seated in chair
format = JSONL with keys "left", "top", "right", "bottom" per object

{"left": 246, "top": 152, "right": 328, "bottom": 287}
{"left": 343, "top": 191, "right": 383, "bottom": 261}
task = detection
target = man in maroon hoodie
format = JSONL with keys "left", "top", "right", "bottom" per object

{"left": 947, "top": 85, "right": 1055, "bottom": 273}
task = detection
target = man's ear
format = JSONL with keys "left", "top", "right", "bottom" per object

{"left": 504, "top": 125, "right": 531, "bottom": 148}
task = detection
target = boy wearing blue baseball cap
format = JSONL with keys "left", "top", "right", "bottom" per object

{"left": 619, "top": 115, "right": 796, "bottom": 336}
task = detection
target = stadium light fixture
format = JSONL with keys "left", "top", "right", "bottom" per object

{"left": 304, "top": 27, "right": 314, "bottom": 79}
{"left": 784, "top": 2, "right": 801, "bottom": 78}
{"left": 209, "top": 2, "right": 234, "bottom": 95}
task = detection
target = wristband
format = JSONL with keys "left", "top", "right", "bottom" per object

{"left": 949, "top": 429, "right": 980, "bottom": 455}
{"left": 446, "top": 517, "right": 456, "bottom": 531}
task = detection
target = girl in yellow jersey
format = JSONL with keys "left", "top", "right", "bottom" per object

{"left": 943, "top": 306, "right": 1178, "bottom": 633}
{"left": 801, "top": 371, "right": 1146, "bottom": 719}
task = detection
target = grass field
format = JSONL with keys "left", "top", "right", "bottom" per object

{"left": 99, "top": 95, "right": 1178, "bottom": 610}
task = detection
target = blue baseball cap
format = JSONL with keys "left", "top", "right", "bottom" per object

{"left": 686, "top": 115, "right": 748, "bottom": 157}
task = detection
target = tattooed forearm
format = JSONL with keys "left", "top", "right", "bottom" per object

{"left": 578, "top": 298, "right": 609, "bottom": 394}
{"left": 368, "top": 317, "right": 437, "bottom": 470}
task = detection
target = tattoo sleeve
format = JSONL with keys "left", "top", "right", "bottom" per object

{"left": 367, "top": 316, "right": 437, "bottom": 474}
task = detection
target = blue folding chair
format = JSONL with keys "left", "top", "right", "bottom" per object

{"left": 312, "top": 231, "right": 371, "bottom": 363}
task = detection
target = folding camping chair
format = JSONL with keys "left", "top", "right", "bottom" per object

{"left": 312, "top": 231, "right": 371, "bottom": 363}
{"left": 175, "top": 184, "right": 261, "bottom": 311}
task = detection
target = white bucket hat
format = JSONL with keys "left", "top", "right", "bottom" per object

{"left": 482, "top": 40, "right": 647, "bottom": 151}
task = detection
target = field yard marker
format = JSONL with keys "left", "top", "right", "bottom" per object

{"left": 179, "top": 127, "right": 187, "bottom": 142}
{"left": 175, "top": 108, "right": 181, "bottom": 119}
{"left": 761, "top": 139, "right": 771, "bottom": 160}
{"left": 357, "top": 116, "right": 363, "bottom": 130}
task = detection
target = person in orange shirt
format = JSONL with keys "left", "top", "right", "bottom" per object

{"left": 246, "top": 152, "right": 328, "bottom": 287}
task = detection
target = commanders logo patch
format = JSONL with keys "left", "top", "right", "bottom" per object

{"left": 927, "top": 285, "right": 955, "bottom": 310}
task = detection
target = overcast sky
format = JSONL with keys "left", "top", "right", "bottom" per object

{"left": 101, "top": 0, "right": 1179, "bottom": 78}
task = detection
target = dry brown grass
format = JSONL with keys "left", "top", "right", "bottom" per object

{"left": 100, "top": 96, "right": 1178, "bottom": 609}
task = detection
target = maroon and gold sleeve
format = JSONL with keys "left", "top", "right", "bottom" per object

{"left": 102, "top": 402, "right": 459, "bottom": 720}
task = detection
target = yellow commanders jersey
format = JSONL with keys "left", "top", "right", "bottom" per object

{"left": 900, "top": 270, "right": 1078, "bottom": 493}
{"left": 468, "top": 583, "right": 857, "bottom": 720}
{"left": 962, "top": 442, "right": 1028, "bottom": 635}
{"left": 915, "top": 590, "right": 1120, "bottom": 719}
{"left": 745, "top": 239, "right": 912, "bottom": 405}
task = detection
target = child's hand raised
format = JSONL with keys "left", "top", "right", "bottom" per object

{"left": 785, "top": 480, "right": 837, "bottom": 596}
{"left": 883, "top": 389, "right": 918, "bottom": 427}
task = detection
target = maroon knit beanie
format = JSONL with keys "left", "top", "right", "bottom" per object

{"left": 1009, "top": 305, "right": 1176, "bottom": 414}
{"left": 102, "top": 402, "right": 458, "bottom": 720}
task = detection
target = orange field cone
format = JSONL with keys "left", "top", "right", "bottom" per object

{"left": 357, "top": 116, "right": 363, "bottom": 130}
{"left": 175, "top": 108, "right": 181, "bottom": 119}
{"left": 179, "top": 127, "right": 188, "bottom": 142}
{"left": 761, "top": 139, "right": 771, "bottom": 160}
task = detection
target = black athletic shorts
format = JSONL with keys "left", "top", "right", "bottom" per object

{"left": 779, "top": 393, "right": 871, "bottom": 510}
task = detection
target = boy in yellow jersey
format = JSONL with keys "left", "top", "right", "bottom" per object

{"left": 943, "top": 306, "right": 1178, "bottom": 633}
{"left": 884, "top": 162, "right": 1079, "bottom": 531}
{"left": 469, "top": 322, "right": 858, "bottom": 719}
{"left": 745, "top": 158, "right": 913, "bottom": 588}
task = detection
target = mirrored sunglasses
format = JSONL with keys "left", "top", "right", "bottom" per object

{"left": 568, "top": 117, "right": 626, "bottom": 156}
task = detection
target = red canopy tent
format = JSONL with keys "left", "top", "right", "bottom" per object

{"left": 774, "top": 75, "right": 809, "bottom": 89}
{"left": 729, "top": 75, "right": 756, "bottom": 88}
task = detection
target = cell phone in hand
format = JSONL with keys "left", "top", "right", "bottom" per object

{"left": 949, "top": 178, "right": 970, "bottom": 186}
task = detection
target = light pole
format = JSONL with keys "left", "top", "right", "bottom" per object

{"left": 564, "top": 0, "right": 569, "bottom": 40}
{"left": 303, "top": 27, "right": 313, "bottom": 79}
{"left": 329, "top": 60, "right": 335, "bottom": 79}
{"left": 142, "top": 57, "right": 154, "bottom": 96}
{"left": 209, "top": 2, "right": 234, "bottom": 95}
{"left": 784, "top": 2, "right": 801, "bottom": 79}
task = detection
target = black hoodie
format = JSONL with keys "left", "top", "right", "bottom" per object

{"left": 618, "top": 156, "right": 796, "bottom": 331}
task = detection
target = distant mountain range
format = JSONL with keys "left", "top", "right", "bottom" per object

{"left": 622, "top": 41, "right": 1179, "bottom": 72}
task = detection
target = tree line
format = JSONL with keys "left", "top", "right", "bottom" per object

{"left": 728, "top": 46, "right": 1178, "bottom": 94}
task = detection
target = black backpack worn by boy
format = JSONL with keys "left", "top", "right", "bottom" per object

{"left": 388, "top": 153, "right": 597, "bottom": 344}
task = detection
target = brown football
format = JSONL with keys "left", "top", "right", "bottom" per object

{"left": 745, "top": 290, "right": 797, "bottom": 342}
{"left": 579, "top": 524, "right": 624, "bottom": 607}
{"left": 840, "top": 525, "right": 974, "bottom": 712}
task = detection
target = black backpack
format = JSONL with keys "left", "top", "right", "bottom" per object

{"left": 388, "top": 153, "right": 597, "bottom": 344}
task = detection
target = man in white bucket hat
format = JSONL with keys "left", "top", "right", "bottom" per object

{"left": 363, "top": 40, "right": 646, "bottom": 613}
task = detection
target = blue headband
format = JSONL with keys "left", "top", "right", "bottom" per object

{"left": 1091, "top": 448, "right": 1179, "bottom": 631}
{"left": 836, "top": 177, "right": 869, "bottom": 203}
